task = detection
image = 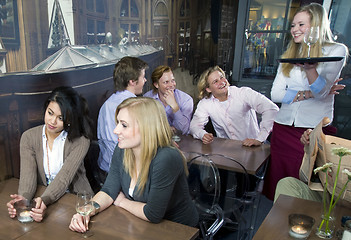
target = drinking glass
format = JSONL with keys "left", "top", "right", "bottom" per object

{"left": 304, "top": 27, "right": 319, "bottom": 58}
{"left": 14, "top": 199, "right": 36, "bottom": 223}
{"left": 172, "top": 128, "right": 181, "bottom": 143}
{"left": 76, "top": 192, "right": 94, "bottom": 238}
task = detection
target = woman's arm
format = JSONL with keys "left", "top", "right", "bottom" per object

{"left": 114, "top": 192, "right": 147, "bottom": 220}
{"left": 308, "top": 44, "right": 347, "bottom": 99}
{"left": 18, "top": 129, "right": 40, "bottom": 201}
{"left": 69, "top": 191, "right": 113, "bottom": 233}
{"left": 272, "top": 44, "right": 347, "bottom": 104}
{"left": 292, "top": 90, "right": 314, "bottom": 102}
{"left": 17, "top": 127, "right": 49, "bottom": 222}
{"left": 91, "top": 191, "right": 114, "bottom": 214}
{"left": 301, "top": 62, "right": 319, "bottom": 85}
{"left": 40, "top": 136, "right": 90, "bottom": 206}
{"left": 271, "top": 65, "right": 312, "bottom": 104}
{"left": 291, "top": 78, "right": 344, "bottom": 102}
{"left": 271, "top": 65, "right": 289, "bottom": 103}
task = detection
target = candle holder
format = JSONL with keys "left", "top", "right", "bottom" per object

{"left": 288, "top": 214, "right": 315, "bottom": 239}
{"left": 14, "top": 199, "right": 36, "bottom": 223}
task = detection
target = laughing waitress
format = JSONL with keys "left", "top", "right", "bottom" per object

{"left": 264, "top": 3, "right": 348, "bottom": 200}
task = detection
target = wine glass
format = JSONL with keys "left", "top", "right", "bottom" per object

{"left": 304, "top": 27, "right": 319, "bottom": 58}
{"left": 76, "top": 192, "right": 94, "bottom": 238}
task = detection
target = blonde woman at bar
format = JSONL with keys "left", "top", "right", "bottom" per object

{"left": 69, "top": 97, "right": 198, "bottom": 233}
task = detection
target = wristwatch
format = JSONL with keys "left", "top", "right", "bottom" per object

{"left": 92, "top": 201, "right": 100, "bottom": 214}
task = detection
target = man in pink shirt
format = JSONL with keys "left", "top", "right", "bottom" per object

{"left": 190, "top": 66, "right": 279, "bottom": 146}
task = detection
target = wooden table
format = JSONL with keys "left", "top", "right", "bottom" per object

{"left": 178, "top": 135, "right": 271, "bottom": 175}
{"left": 253, "top": 194, "right": 351, "bottom": 240}
{"left": 0, "top": 178, "right": 199, "bottom": 240}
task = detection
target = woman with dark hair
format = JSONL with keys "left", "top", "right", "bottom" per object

{"left": 7, "top": 86, "right": 94, "bottom": 222}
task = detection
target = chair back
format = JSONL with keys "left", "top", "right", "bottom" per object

{"left": 84, "top": 140, "right": 103, "bottom": 193}
{"left": 187, "top": 154, "right": 224, "bottom": 240}
{"left": 207, "top": 154, "right": 252, "bottom": 240}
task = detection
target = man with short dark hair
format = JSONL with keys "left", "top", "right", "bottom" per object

{"left": 97, "top": 57, "right": 148, "bottom": 175}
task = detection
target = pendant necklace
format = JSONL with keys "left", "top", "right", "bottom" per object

{"left": 46, "top": 140, "right": 54, "bottom": 184}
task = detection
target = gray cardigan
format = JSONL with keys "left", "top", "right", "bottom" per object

{"left": 18, "top": 125, "right": 93, "bottom": 206}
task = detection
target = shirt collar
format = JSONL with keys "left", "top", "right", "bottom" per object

{"left": 119, "top": 89, "right": 136, "bottom": 96}
{"left": 209, "top": 87, "right": 231, "bottom": 102}
{"left": 42, "top": 125, "right": 68, "bottom": 142}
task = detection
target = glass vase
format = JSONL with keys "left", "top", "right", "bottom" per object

{"left": 316, "top": 213, "right": 335, "bottom": 239}
{"left": 315, "top": 187, "right": 335, "bottom": 239}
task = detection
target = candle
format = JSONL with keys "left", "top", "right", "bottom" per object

{"left": 20, "top": 211, "right": 31, "bottom": 217}
{"left": 18, "top": 210, "right": 33, "bottom": 223}
{"left": 289, "top": 225, "right": 309, "bottom": 239}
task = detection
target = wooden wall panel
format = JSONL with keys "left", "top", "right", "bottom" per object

{"left": 0, "top": 50, "right": 164, "bottom": 179}
{"left": 0, "top": 124, "right": 13, "bottom": 181}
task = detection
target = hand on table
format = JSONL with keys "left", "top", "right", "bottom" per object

{"left": 242, "top": 138, "right": 262, "bottom": 147}
{"left": 69, "top": 213, "right": 90, "bottom": 233}
{"left": 7, "top": 194, "right": 25, "bottom": 218}
{"left": 202, "top": 133, "right": 214, "bottom": 144}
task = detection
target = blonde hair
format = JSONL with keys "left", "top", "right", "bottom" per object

{"left": 281, "top": 3, "right": 335, "bottom": 76}
{"left": 115, "top": 97, "right": 188, "bottom": 193}
{"left": 197, "top": 66, "right": 225, "bottom": 100}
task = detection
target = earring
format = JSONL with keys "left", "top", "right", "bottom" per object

{"left": 67, "top": 123, "right": 70, "bottom": 127}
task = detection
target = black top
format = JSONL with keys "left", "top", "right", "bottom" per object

{"left": 101, "top": 146, "right": 199, "bottom": 227}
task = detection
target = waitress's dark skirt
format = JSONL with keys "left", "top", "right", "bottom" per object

{"left": 263, "top": 122, "right": 336, "bottom": 200}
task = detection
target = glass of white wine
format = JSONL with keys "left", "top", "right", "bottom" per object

{"left": 76, "top": 192, "right": 94, "bottom": 238}
{"left": 304, "top": 26, "right": 319, "bottom": 58}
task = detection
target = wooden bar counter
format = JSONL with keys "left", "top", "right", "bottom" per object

{"left": 0, "top": 178, "right": 199, "bottom": 240}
